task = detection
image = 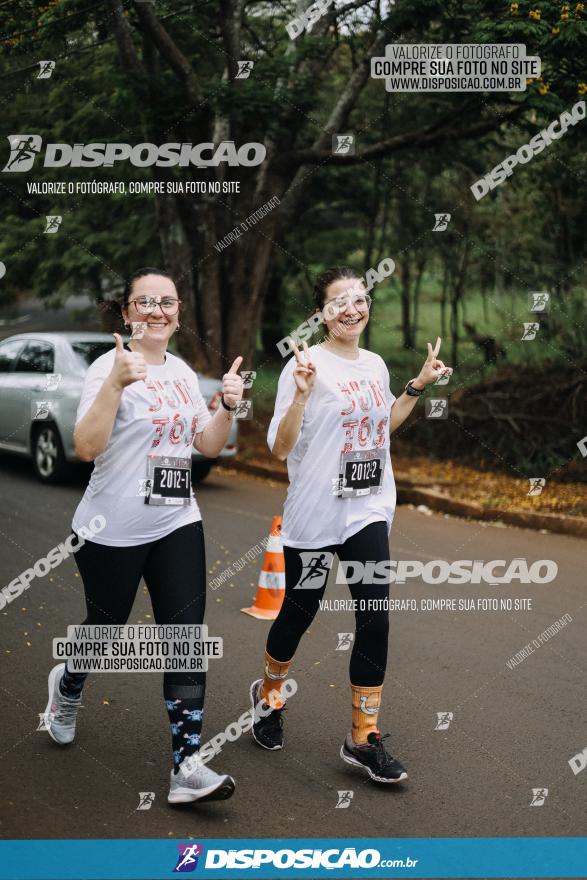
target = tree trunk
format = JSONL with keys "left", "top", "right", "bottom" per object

{"left": 400, "top": 258, "right": 414, "bottom": 350}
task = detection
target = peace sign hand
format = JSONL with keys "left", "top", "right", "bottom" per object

{"left": 415, "top": 336, "right": 452, "bottom": 387}
{"left": 291, "top": 340, "right": 316, "bottom": 400}
{"left": 222, "top": 356, "right": 244, "bottom": 407}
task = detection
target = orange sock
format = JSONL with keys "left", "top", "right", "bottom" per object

{"left": 351, "top": 684, "right": 382, "bottom": 744}
{"left": 260, "top": 650, "right": 291, "bottom": 709}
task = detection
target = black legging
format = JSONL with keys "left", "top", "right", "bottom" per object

{"left": 266, "top": 521, "right": 390, "bottom": 686}
{"left": 70, "top": 521, "right": 206, "bottom": 701}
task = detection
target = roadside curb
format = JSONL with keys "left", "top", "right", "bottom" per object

{"left": 219, "top": 460, "right": 587, "bottom": 539}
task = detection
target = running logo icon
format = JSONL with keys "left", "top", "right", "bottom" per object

{"left": 425, "top": 399, "right": 448, "bottom": 419}
{"left": 37, "top": 61, "right": 55, "bottom": 79}
{"left": 433, "top": 213, "right": 451, "bottom": 231}
{"left": 136, "top": 791, "right": 155, "bottom": 811}
{"left": 2, "top": 135, "right": 42, "bottom": 172}
{"left": 44, "top": 215, "right": 62, "bottom": 234}
{"left": 232, "top": 400, "right": 252, "bottom": 420}
{"left": 336, "top": 632, "right": 353, "bottom": 651}
{"left": 530, "top": 788, "right": 548, "bottom": 806}
{"left": 527, "top": 477, "right": 546, "bottom": 496}
{"left": 521, "top": 322, "right": 539, "bottom": 341}
{"left": 173, "top": 843, "right": 204, "bottom": 872}
{"left": 236, "top": 60, "right": 254, "bottom": 79}
{"left": 335, "top": 790, "right": 354, "bottom": 808}
{"left": 529, "top": 292, "right": 550, "bottom": 312}
{"left": 332, "top": 134, "right": 355, "bottom": 155}
{"left": 435, "top": 711, "right": 453, "bottom": 730}
{"left": 294, "top": 551, "right": 334, "bottom": 589}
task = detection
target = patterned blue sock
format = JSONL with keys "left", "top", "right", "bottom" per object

{"left": 165, "top": 698, "right": 204, "bottom": 773}
{"left": 59, "top": 665, "right": 87, "bottom": 699}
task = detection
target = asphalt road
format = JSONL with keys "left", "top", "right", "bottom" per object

{"left": 0, "top": 454, "right": 585, "bottom": 844}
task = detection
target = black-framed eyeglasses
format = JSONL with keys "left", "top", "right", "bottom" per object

{"left": 128, "top": 296, "right": 181, "bottom": 316}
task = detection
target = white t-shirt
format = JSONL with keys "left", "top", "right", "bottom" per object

{"left": 72, "top": 348, "right": 212, "bottom": 547}
{"left": 267, "top": 345, "right": 397, "bottom": 548}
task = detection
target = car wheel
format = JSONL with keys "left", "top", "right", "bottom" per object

{"left": 32, "top": 423, "right": 70, "bottom": 483}
{"left": 191, "top": 461, "right": 213, "bottom": 483}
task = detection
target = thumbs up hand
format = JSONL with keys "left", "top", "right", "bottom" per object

{"left": 222, "top": 356, "right": 244, "bottom": 408}
{"left": 109, "top": 333, "right": 147, "bottom": 390}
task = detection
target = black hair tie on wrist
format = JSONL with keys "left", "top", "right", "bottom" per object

{"left": 221, "top": 393, "right": 236, "bottom": 411}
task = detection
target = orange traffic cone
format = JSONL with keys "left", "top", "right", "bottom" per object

{"left": 241, "top": 516, "right": 285, "bottom": 620}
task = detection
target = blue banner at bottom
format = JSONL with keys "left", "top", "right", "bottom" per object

{"left": 0, "top": 838, "right": 585, "bottom": 879}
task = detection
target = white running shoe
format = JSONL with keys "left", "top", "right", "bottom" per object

{"left": 168, "top": 760, "right": 235, "bottom": 804}
{"left": 43, "top": 663, "right": 82, "bottom": 745}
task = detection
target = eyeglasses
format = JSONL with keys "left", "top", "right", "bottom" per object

{"left": 322, "top": 292, "right": 372, "bottom": 320}
{"left": 128, "top": 296, "right": 181, "bottom": 316}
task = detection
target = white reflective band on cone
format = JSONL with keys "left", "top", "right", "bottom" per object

{"left": 259, "top": 571, "right": 286, "bottom": 590}
{"left": 266, "top": 535, "right": 283, "bottom": 553}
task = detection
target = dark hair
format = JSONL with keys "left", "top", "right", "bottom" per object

{"left": 123, "top": 266, "right": 174, "bottom": 309}
{"left": 313, "top": 265, "right": 360, "bottom": 311}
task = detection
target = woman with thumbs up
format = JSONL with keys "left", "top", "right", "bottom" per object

{"left": 41, "top": 267, "right": 244, "bottom": 805}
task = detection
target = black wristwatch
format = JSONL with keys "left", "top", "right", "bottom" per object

{"left": 220, "top": 393, "right": 236, "bottom": 412}
{"left": 405, "top": 379, "right": 425, "bottom": 397}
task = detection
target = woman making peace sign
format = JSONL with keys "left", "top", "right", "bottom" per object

{"left": 250, "top": 265, "right": 450, "bottom": 785}
{"left": 41, "top": 267, "right": 244, "bottom": 805}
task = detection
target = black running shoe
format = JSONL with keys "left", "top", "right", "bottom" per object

{"left": 249, "top": 679, "right": 285, "bottom": 750}
{"left": 341, "top": 731, "right": 408, "bottom": 783}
